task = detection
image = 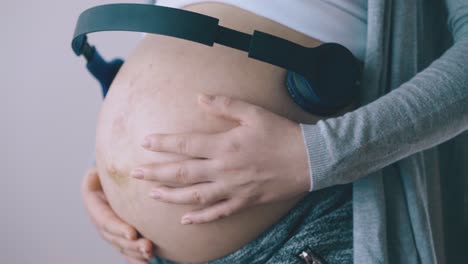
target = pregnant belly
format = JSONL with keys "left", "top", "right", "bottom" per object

{"left": 95, "top": 3, "right": 327, "bottom": 263}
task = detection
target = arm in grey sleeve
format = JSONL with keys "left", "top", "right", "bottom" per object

{"left": 301, "top": 0, "right": 468, "bottom": 191}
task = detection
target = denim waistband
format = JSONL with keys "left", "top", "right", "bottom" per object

{"left": 150, "top": 184, "right": 352, "bottom": 264}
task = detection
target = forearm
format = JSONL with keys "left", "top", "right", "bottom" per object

{"left": 301, "top": 37, "right": 468, "bottom": 190}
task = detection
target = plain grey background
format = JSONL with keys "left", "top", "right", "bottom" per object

{"left": 1, "top": 1, "right": 149, "bottom": 263}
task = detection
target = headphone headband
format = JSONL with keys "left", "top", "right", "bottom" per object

{"left": 71, "top": 3, "right": 360, "bottom": 116}
{"left": 72, "top": 4, "right": 220, "bottom": 55}
{"left": 73, "top": 4, "right": 322, "bottom": 75}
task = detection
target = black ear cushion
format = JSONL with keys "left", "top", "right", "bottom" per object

{"left": 312, "top": 43, "right": 359, "bottom": 108}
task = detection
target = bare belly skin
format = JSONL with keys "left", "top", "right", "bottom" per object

{"left": 95, "top": 3, "right": 329, "bottom": 263}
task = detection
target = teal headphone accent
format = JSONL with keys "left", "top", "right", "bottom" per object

{"left": 72, "top": 3, "right": 360, "bottom": 116}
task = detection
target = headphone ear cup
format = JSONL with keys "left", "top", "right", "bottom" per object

{"left": 313, "top": 43, "right": 359, "bottom": 108}
{"left": 286, "top": 43, "right": 359, "bottom": 116}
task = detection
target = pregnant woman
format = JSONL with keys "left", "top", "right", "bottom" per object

{"left": 81, "top": 0, "right": 468, "bottom": 264}
{"left": 93, "top": 1, "right": 359, "bottom": 263}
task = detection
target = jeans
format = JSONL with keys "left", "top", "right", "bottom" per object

{"left": 149, "top": 184, "right": 353, "bottom": 264}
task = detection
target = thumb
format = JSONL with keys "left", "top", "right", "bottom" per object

{"left": 198, "top": 94, "right": 261, "bottom": 124}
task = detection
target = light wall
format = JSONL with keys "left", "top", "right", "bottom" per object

{"left": 1, "top": 1, "right": 149, "bottom": 263}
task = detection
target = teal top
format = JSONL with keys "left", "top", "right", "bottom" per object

{"left": 300, "top": 0, "right": 468, "bottom": 263}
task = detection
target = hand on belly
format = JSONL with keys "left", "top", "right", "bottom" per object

{"left": 131, "top": 93, "right": 311, "bottom": 225}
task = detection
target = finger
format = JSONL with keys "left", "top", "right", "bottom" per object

{"left": 122, "top": 247, "right": 153, "bottom": 261}
{"left": 81, "top": 169, "right": 110, "bottom": 205}
{"left": 124, "top": 256, "right": 150, "bottom": 264}
{"left": 181, "top": 198, "right": 244, "bottom": 224}
{"left": 132, "top": 159, "right": 216, "bottom": 184}
{"left": 123, "top": 239, "right": 155, "bottom": 260}
{"left": 102, "top": 232, "right": 155, "bottom": 260}
{"left": 137, "top": 238, "right": 155, "bottom": 259}
{"left": 102, "top": 232, "right": 146, "bottom": 259}
{"left": 198, "top": 94, "right": 262, "bottom": 124}
{"left": 121, "top": 248, "right": 148, "bottom": 260}
{"left": 89, "top": 194, "right": 137, "bottom": 240}
{"left": 141, "top": 132, "right": 222, "bottom": 158}
{"left": 149, "top": 183, "right": 228, "bottom": 206}
{"left": 81, "top": 169, "right": 139, "bottom": 240}
{"left": 81, "top": 167, "right": 101, "bottom": 193}
{"left": 95, "top": 203, "right": 137, "bottom": 240}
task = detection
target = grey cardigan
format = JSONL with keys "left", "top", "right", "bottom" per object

{"left": 300, "top": 0, "right": 468, "bottom": 263}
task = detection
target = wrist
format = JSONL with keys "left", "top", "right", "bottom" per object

{"left": 299, "top": 123, "right": 314, "bottom": 191}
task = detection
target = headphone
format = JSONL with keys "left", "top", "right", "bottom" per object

{"left": 72, "top": 4, "right": 360, "bottom": 116}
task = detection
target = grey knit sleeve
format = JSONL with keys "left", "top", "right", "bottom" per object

{"left": 301, "top": 1, "right": 468, "bottom": 191}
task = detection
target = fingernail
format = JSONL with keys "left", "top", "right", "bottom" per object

{"left": 199, "top": 94, "right": 215, "bottom": 104}
{"left": 142, "top": 137, "right": 151, "bottom": 148}
{"left": 181, "top": 217, "right": 192, "bottom": 225}
{"left": 149, "top": 190, "right": 161, "bottom": 199}
{"left": 131, "top": 169, "right": 144, "bottom": 179}
{"left": 125, "top": 233, "right": 132, "bottom": 240}
{"left": 140, "top": 247, "right": 151, "bottom": 259}
{"left": 139, "top": 246, "right": 146, "bottom": 254}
